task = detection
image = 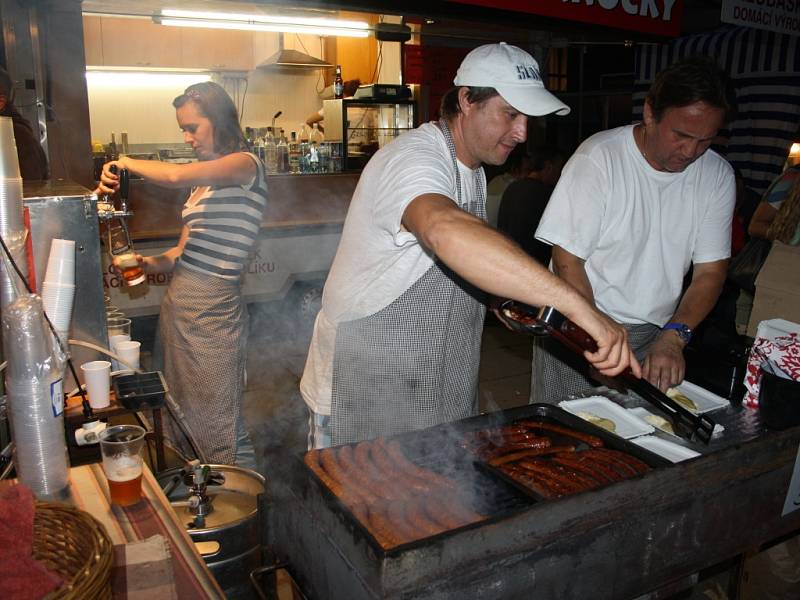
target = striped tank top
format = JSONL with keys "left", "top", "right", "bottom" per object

{"left": 180, "top": 152, "right": 268, "bottom": 280}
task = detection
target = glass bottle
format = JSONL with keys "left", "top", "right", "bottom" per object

{"left": 334, "top": 65, "right": 344, "bottom": 99}
{"left": 277, "top": 130, "right": 289, "bottom": 173}
{"left": 288, "top": 132, "right": 301, "bottom": 174}
{"left": 264, "top": 127, "right": 278, "bottom": 175}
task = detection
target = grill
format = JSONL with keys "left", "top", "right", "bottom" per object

{"left": 269, "top": 403, "right": 676, "bottom": 599}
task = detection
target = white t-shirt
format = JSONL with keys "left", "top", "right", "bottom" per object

{"left": 301, "top": 122, "right": 485, "bottom": 415}
{"left": 536, "top": 124, "right": 735, "bottom": 326}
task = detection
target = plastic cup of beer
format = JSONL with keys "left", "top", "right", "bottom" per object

{"left": 99, "top": 424, "right": 146, "bottom": 506}
{"left": 116, "top": 253, "right": 145, "bottom": 286}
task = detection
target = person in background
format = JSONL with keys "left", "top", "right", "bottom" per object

{"left": 301, "top": 43, "right": 639, "bottom": 449}
{"left": 0, "top": 66, "right": 48, "bottom": 180}
{"left": 748, "top": 164, "right": 800, "bottom": 242}
{"left": 485, "top": 144, "right": 529, "bottom": 227}
{"left": 532, "top": 55, "right": 736, "bottom": 402}
{"left": 497, "top": 144, "right": 567, "bottom": 265}
{"left": 97, "top": 82, "right": 267, "bottom": 468}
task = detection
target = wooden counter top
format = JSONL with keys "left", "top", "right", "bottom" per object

{"left": 126, "top": 173, "right": 359, "bottom": 240}
{"left": 2, "top": 464, "right": 224, "bottom": 599}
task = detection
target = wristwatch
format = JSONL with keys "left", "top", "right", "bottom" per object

{"left": 662, "top": 322, "right": 692, "bottom": 344}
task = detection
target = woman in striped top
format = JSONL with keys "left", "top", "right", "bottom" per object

{"left": 98, "top": 82, "right": 267, "bottom": 467}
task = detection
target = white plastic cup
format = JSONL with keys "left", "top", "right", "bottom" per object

{"left": 107, "top": 317, "right": 131, "bottom": 338}
{"left": 0, "top": 117, "right": 21, "bottom": 179}
{"left": 115, "top": 340, "right": 140, "bottom": 374}
{"left": 81, "top": 360, "right": 111, "bottom": 409}
{"left": 44, "top": 238, "right": 76, "bottom": 286}
{"left": 109, "top": 333, "right": 131, "bottom": 372}
{"left": 41, "top": 281, "right": 75, "bottom": 332}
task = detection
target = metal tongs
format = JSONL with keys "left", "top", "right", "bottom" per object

{"left": 503, "top": 302, "right": 715, "bottom": 445}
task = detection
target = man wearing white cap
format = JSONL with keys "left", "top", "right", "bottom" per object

{"left": 300, "top": 43, "right": 641, "bottom": 448}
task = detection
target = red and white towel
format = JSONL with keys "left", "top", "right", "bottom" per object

{"left": 744, "top": 319, "right": 800, "bottom": 408}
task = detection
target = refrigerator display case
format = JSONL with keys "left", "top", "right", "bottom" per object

{"left": 323, "top": 99, "right": 416, "bottom": 170}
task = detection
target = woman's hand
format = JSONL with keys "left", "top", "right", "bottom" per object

{"left": 111, "top": 253, "right": 146, "bottom": 275}
{"left": 96, "top": 159, "right": 128, "bottom": 195}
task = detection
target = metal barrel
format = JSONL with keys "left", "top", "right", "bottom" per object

{"left": 158, "top": 464, "right": 267, "bottom": 599}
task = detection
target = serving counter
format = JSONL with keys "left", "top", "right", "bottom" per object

{"left": 2, "top": 464, "right": 225, "bottom": 599}
{"left": 265, "top": 398, "right": 800, "bottom": 600}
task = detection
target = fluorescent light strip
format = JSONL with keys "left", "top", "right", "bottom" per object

{"left": 85, "top": 70, "right": 211, "bottom": 88}
{"left": 159, "top": 9, "right": 369, "bottom": 38}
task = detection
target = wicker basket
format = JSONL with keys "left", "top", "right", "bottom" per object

{"left": 33, "top": 501, "right": 114, "bottom": 600}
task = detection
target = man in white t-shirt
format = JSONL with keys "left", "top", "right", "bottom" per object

{"left": 532, "top": 56, "right": 736, "bottom": 403}
{"left": 300, "top": 43, "right": 642, "bottom": 448}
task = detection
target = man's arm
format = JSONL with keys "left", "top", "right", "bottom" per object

{"left": 551, "top": 245, "right": 594, "bottom": 304}
{"left": 402, "top": 194, "right": 640, "bottom": 377}
{"left": 643, "top": 259, "right": 728, "bottom": 391}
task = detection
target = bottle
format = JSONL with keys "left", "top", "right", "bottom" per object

{"left": 299, "top": 123, "right": 310, "bottom": 143}
{"left": 264, "top": 127, "right": 278, "bottom": 175}
{"left": 334, "top": 65, "right": 344, "bottom": 99}
{"left": 288, "top": 131, "right": 300, "bottom": 174}
{"left": 310, "top": 123, "right": 324, "bottom": 144}
{"left": 108, "top": 132, "right": 118, "bottom": 162}
{"left": 277, "top": 130, "right": 289, "bottom": 173}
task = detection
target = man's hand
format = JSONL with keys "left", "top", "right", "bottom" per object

{"left": 642, "top": 331, "right": 686, "bottom": 391}
{"left": 571, "top": 307, "right": 642, "bottom": 378}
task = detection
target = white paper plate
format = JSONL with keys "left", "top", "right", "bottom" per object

{"left": 631, "top": 435, "right": 701, "bottom": 463}
{"left": 559, "top": 396, "right": 654, "bottom": 439}
{"left": 668, "top": 380, "right": 729, "bottom": 415}
{"left": 627, "top": 407, "right": 679, "bottom": 437}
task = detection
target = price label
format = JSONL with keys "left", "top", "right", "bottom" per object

{"left": 50, "top": 378, "right": 64, "bottom": 417}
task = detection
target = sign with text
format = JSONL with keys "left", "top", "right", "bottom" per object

{"left": 448, "top": 0, "right": 684, "bottom": 37}
{"left": 721, "top": 0, "right": 800, "bottom": 37}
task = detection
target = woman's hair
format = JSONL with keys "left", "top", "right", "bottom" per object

{"left": 173, "top": 82, "right": 248, "bottom": 155}
{"left": 767, "top": 178, "right": 800, "bottom": 244}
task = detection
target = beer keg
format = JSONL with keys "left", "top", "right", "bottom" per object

{"left": 158, "top": 465, "right": 266, "bottom": 599}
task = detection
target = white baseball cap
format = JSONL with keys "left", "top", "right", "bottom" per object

{"left": 454, "top": 42, "right": 570, "bottom": 117}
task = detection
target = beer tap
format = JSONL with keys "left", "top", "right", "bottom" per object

{"left": 97, "top": 165, "right": 133, "bottom": 223}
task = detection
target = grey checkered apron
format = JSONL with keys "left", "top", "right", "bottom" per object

{"left": 330, "top": 119, "right": 487, "bottom": 446}
{"left": 530, "top": 323, "right": 660, "bottom": 404}
{"left": 160, "top": 263, "right": 249, "bottom": 464}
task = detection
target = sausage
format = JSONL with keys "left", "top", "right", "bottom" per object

{"left": 541, "top": 461, "right": 601, "bottom": 492}
{"left": 353, "top": 441, "right": 411, "bottom": 501}
{"left": 586, "top": 448, "right": 650, "bottom": 477}
{"left": 487, "top": 444, "right": 576, "bottom": 466}
{"left": 372, "top": 439, "right": 432, "bottom": 494}
{"left": 568, "top": 451, "right": 623, "bottom": 482}
{"left": 385, "top": 440, "right": 456, "bottom": 491}
{"left": 367, "top": 504, "right": 406, "bottom": 549}
{"left": 405, "top": 499, "right": 445, "bottom": 538}
{"left": 516, "top": 420, "right": 605, "bottom": 448}
{"left": 515, "top": 459, "right": 585, "bottom": 494}
{"left": 384, "top": 499, "right": 420, "bottom": 544}
{"left": 334, "top": 445, "right": 382, "bottom": 505}
{"left": 550, "top": 453, "right": 614, "bottom": 485}
{"left": 423, "top": 495, "right": 464, "bottom": 530}
{"left": 499, "top": 464, "right": 561, "bottom": 499}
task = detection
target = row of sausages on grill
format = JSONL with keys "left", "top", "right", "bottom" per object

{"left": 462, "top": 420, "right": 651, "bottom": 499}
{"left": 304, "top": 438, "right": 485, "bottom": 550}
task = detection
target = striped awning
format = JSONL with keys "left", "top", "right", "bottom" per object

{"left": 633, "top": 26, "right": 800, "bottom": 196}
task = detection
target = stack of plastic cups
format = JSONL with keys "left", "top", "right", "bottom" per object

{"left": 0, "top": 116, "right": 26, "bottom": 309}
{"left": 2, "top": 295, "right": 70, "bottom": 499}
{"left": 41, "top": 238, "right": 76, "bottom": 345}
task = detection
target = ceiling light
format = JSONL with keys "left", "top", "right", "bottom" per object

{"left": 85, "top": 70, "right": 211, "bottom": 88}
{"left": 156, "top": 9, "right": 369, "bottom": 38}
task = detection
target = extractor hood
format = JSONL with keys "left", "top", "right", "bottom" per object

{"left": 257, "top": 33, "right": 333, "bottom": 69}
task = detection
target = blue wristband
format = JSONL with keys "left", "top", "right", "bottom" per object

{"left": 662, "top": 322, "right": 692, "bottom": 344}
